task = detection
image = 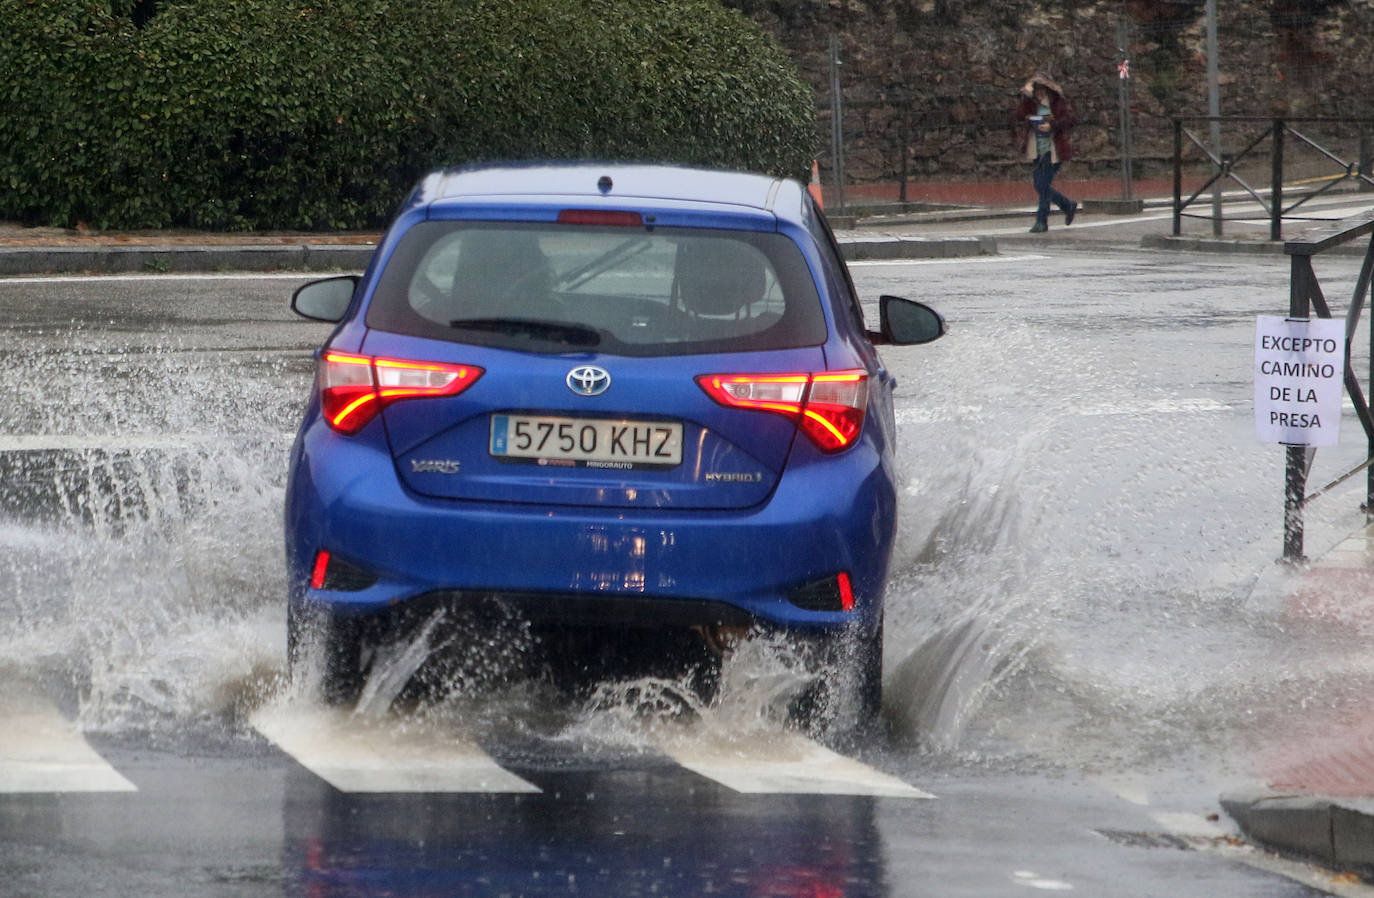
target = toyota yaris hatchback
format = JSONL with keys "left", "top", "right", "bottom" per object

{"left": 285, "top": 163, "right": 944, "bottom": 726}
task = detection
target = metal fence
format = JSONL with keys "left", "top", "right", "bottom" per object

{"left": 1278, "top": 211, "right": 1374, "bottom": 561}
{"left": 1172, "top": 117, "right": 1374, "bottom": 239}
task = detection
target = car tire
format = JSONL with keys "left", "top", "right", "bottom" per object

{"left": 790, "top": 617, "right": 884, "bottom": 738}
{"left": 854, "top": 617, "right": 884, "bottom": 729}
{"left": 287, "top": 604, "right": 368, "bottom": 705}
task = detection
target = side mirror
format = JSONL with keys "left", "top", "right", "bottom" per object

{"left": 292, "top": 276, "right": 359, "bottom": 323}
{"left": 869, "top": 295, "right": 946, "bottom": 345}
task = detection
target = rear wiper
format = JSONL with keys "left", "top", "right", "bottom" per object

{"left": 449, "top": 317, "right": 602, "bottom": 347}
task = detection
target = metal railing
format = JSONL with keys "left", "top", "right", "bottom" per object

{"left": 1172, "top": 117, "right": 1374, "bottom": 241}
{"left": 1280, "top": 210, "right": 1374, "bottom": 561}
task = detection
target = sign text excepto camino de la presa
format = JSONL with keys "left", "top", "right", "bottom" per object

{"left": 1254, "top": 315, "right": 1345, "bottom": 447}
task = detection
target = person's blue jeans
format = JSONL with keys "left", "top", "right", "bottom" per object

{"left": 1032, "top": 154, "right": 1071, "bottom": 226}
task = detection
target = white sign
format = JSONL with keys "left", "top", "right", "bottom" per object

{"left": 1254, "top": 315, "right": 1345, "bottom": 446}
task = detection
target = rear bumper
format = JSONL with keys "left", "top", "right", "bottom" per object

{"left": 285, "top": 421, "right": 897, "bottom": 634}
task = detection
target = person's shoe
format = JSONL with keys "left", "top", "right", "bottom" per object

{"left": 1064, "top": 201, "right": 1078, "bottom": 226}
{"left": 1029, "top": 221, "right": 1048, "bottom": 233}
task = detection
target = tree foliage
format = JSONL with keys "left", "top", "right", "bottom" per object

{"left": 0, "top": 0, "right": 816, "bottom": 230}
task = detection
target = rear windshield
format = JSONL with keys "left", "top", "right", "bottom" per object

{"left": 364, "top": 221, "right": 826, "bottom": 356}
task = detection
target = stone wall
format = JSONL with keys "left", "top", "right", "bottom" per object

{"left": 727, "top": 0, "right": 1374, "bottom": 187}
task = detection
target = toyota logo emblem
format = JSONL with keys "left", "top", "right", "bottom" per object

{"left": 566, "top": 365, "right": 611, "bottom": 396}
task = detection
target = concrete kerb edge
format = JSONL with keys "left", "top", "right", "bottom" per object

{"left": 0, "top": 237, "right": 997, "bottom": 274}
{"left": 1141, "top": 234, "right": 1372, "bottom": 256}
{"left": 838, "top": 235, "right": 997, "bottom": 261}
{"left": 302, "top": 245, "right": 376, "bottom": 271}
{"left": 0, "top": 244, "right": 377, "bottom": 275}
{"left": 1221, "top": 791, "right": 1374, "bottom": 876}
{"left": 847, "top": 208, "right": 1030, "bottom": 229}
{"left": 1140, "top": 235, "right": 1287, "bottom": 255}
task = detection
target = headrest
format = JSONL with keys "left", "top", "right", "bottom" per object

{"left": 451, "top": 230, "right": 551, "bottom": 302}
{"left": 676, "top": 239, "right": 767, "bottom": 317}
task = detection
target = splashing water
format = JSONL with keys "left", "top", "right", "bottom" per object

{"left": 868, "top": 252, "right": 1374, "bottom": 787}
{"left": 352, "top": 609, "right": 453, "bottom": 721}
{"left": 0, "top": 341, "right": 301, "bottom": 739}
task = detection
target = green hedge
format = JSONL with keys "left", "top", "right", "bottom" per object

{"left": 0, "top": 0, "right": 817, "bottom": 230}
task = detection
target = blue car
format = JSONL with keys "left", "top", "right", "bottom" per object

{"left": 285, "top": 163, "right": 943, "bottom": 724}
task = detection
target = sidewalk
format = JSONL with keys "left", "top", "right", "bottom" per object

{"left": 0, "top": 177, "right": 1332, "bottom": 276}
{"left": 1222, "top": 523, "right": 1374, "bottom": 877}
{"left": 833, "top": 173, "right": 1185, "bottom": 209}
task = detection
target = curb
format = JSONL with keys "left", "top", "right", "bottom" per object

{"left": 1221, "top": 792, "right": 1374, "bottom": 876}
{"left": 0, "top": 236, "right": 998, "bottom": 275}
{"left": 997, "top": 233, "right": 1153, "bottom": 252}
{"left": 843, "top": 208, "right": 1029, "bottom": 229}
{"left": 838, "top": 235, "right": 997, "bottom": 261}
{"left": 1140, "top": 234, "right": 1287, "bottom": 255}
{"left": 1082, "top": 197, "right": 1146, "bottom": 215}
{"left": 0, "top": 243, "right": 376, "bottom": 276}
{"left": 1141, "top": 234, "right": 1374, "bottom": 256}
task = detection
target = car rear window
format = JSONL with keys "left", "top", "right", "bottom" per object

{"left": 364, "top": 221, "right": 827, "bottom": 356}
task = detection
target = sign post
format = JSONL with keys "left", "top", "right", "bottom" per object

{"left": 1255, "top": 314, "right": 1346, "bottom": 561}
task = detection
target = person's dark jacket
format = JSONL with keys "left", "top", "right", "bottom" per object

{"left": 1013, "top": 89, "right": 1077, "bottom": 163}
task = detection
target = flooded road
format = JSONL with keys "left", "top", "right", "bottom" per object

{"left": 861, "top": 250, "right": 1374, "bottom": 784}
{"left": 2, "top": 254, "right": 1371, "bottom": 896}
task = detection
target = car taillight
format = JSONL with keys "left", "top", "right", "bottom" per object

{"left": 802, "top": 371, "right": 869, "bottom": 452}
{"left": 319, "top": 351, "right": 484, "bottom": 435}
{"left": 696, "top": 369, "right": 869, "bottom": 452}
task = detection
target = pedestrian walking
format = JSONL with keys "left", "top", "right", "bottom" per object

{"left": 1014, "top": 73, "right": 1079, "bottom": 233}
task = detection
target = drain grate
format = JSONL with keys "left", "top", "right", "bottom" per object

{"left": 1093, "top": 829, "right": 1195, "bottom": 851}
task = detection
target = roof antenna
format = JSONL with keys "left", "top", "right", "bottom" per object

{"left": 597, "top": 175, "right": 613, "bottom": 194}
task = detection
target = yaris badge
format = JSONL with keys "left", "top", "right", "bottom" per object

{"left": 566, "top": 365, "right": 611, "bottom": 396}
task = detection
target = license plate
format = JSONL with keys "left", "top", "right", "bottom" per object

{"left": 489, "top": 414, "right": 683, "bottom": 469}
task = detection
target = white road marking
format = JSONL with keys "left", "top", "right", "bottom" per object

{"left": 1102, "top": 779, "right": 1152, "bottom": 807}
{"left": 658, "top": 730, "right": 932, "bottom": 798}
{"left": 1011, "top": 870, "right": 1074, "bottom": 890}
{"left": 897, "top": 195, "right": 1371, "bottom": 239}
{"left": 0, "top": 691, "right": 136, "bottom": 793}
{"left": 252, "top": 705, "right": 540, "bottom": 794}
{"left": 848, "top": 254, "right": 1049, "bottom": 267}
{"left": 1203, "top": 198, "right": 1374, "bottom": 218}
{"left": 979, "top": 212, "right": 1173, "bottom": 236}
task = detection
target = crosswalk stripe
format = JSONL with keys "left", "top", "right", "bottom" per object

{"left": 251, "top": 705, "right": 541, "bottom": 794}
{"left": 0, "top": 699, "right": 931, "bottom": 799}
{"left": 0, "top": 693, "right": 136, "bottom": 793}
{"left": 659, "top": 730, "right": 934, "bottom": 798}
